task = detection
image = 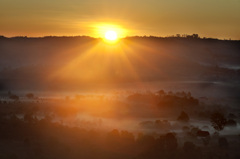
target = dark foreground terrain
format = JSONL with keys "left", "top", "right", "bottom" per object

{"left": 0, "top": 90, "right": 240, "bottom": 159}
{"left": 0, "top": 35, "right": 240, "bottom": 158}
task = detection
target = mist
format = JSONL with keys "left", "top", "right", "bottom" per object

{"left": 0, "top": 35, "right": 240, "bottom": 159}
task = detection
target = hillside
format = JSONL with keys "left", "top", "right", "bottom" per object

{"left": 0, "top": 36, "right": 239, "bottom": 92}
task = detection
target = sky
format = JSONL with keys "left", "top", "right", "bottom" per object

{"left": 0, "top": 0, "right": 240, "bottom": 39}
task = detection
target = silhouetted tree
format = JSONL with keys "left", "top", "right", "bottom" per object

{"left": 197, "top": 130, "right": 210, "bottom": 137}
{"left": 120, "top": 130, "right": 135, "bottom": 146}
{"left": 106, "top": 129, "right": 121, "bottom": 146}
{"left": 137, "top": 134, "right": 155, "bottom": 149}
{"left": 189, "top": 127, "right": 201, "bottom": 137}
{"left": 25, "top": 93, "right": 34, "bottom": 99}
{"left": 228, "top": 113, "right": 237, "bottom": 119}
{"left": 9, "top": 94, "right": 19, "bottom": 101}
{"left": 177, "top": 111, "right": 189, "bottom": 122}
{"left": 155, "top": 133, "right": 178, "bottom": 158}
{"left": 226, "top": 119, "right": 237, "bottom": 127}
{"left": 156, "top": 90, "right": 165, "bottom": 96}
{"left": 210, "top": 112, "right": 227, "bottom": 132}
{"left": 165, "top": 133, "right": 178, "bottom": 151}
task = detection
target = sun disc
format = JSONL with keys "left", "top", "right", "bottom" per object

{"left": 105, "top": 30, "right": 118, "bottom": 41}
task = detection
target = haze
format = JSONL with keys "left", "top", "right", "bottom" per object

{"left": 0, "top": 0, "right": 240, "bottom": 39}
{"left": 1, "top": 1, "right": 240, "bottom": 159}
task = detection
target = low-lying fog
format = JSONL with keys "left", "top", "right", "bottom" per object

{"left": 1, "top": 85, "right": 239, "bottom": 137}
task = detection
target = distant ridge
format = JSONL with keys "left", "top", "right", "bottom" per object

{"left": 0, "top": 34, "right": 239, "bottom": 91}
{"left": 0, "top": 34, "right": 239, "bottom": 41}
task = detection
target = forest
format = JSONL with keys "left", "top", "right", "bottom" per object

{"left": 0, "top": 35, "right": 239, "bottom": 158}
{"left": 0, "top": 89, "right": 239, "bottom": 159}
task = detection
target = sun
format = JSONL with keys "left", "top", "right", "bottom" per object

{"left": 93, "top": 23, "right": 126, "bottom": 42}
{"left": 105, "top": 30, "right": 118, "bottom": 41}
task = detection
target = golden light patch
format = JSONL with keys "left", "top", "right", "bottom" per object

{"left": 93, "top": 23, "right": 126, "bottom": 43}
{"left": 105, "top": 30, "right": 118, "bottom": 41}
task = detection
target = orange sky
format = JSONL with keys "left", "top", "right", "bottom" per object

{"left": 0, "top": 0, "right": 240, "bottom": 39}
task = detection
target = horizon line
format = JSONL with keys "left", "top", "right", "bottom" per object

{"left": 0, "top": 34, "right": 239, "bottom": 41}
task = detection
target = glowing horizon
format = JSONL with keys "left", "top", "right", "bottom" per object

{"left": 0, "top": 0, "right": 240, "bottom": 39}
